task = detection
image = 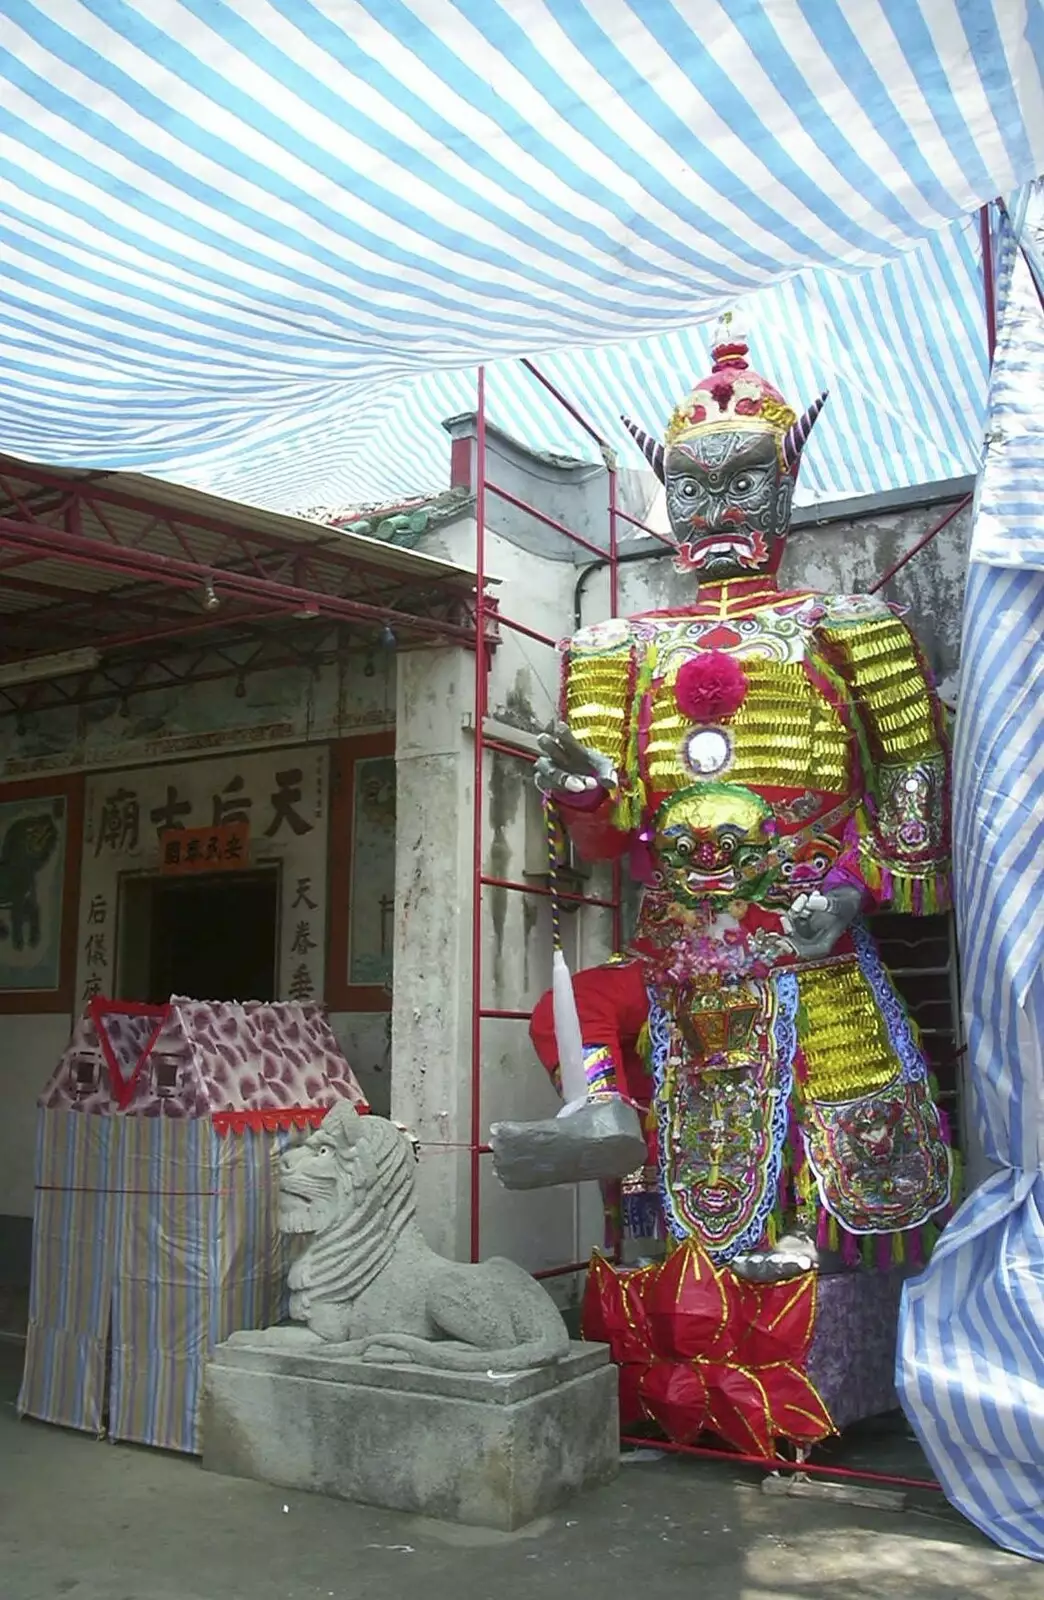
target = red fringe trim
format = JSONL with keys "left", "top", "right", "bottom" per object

{"left": 212, "top": 1104, "right": 369, "bottom": 1137}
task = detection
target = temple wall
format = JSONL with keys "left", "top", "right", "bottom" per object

{"left": 0, "top": 654, "right": 396, "bottom": 1285}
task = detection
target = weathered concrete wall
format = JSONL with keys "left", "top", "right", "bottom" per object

{"left": 389, "top": 529, "right": 608, "bottom": 1280}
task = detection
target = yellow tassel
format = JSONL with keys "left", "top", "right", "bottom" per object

{"left": 765, "top": 1214, "right": 779, "bottom": 1247}
{"left": 613, "top": 641, "right": 656, "bottom": 832}
{"left": 827, "top": 1215, "right": 839, "bottom": 1252}
{"left": 891, "top": 1230, "right": 905, "bottom": 1265}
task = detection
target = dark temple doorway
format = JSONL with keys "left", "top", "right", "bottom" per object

{"left": 117, "top": 869, "right": 279, "bottom": 1003}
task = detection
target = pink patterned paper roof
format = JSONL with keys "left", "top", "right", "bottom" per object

{"left": 40, "top": 996, "right": 369, "bottom": 1120}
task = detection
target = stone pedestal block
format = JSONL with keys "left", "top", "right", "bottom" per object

{"left": 202, "top": 1341, "right": 618, "bottom": 1530}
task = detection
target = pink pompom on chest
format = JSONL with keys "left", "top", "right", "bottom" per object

{"left": 673, "top": 651, "right": 748, "bottom": 724}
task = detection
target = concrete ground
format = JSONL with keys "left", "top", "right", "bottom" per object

{"left": 1, "top": 1341, "right": 1041, "bottom": 1600}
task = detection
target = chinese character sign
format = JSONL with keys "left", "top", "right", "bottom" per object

{"left": 77, "top": 748, "right": 328, "bottom": 1005}
{"left": 160, "top": 821, "right": 250, "bottom": 874}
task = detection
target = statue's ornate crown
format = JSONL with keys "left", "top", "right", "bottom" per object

{"left": 664, "top": 317, "right": 797, "bottom": 446}
{"left": 621, "top": 315, "right": 827, "bottom": 482}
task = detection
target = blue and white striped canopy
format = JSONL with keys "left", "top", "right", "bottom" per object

{"left": 0, "top": 1, "right": 1040, "bottom": 510}
{"left": 898, "top": 186, "right": 1044, "bottom": 1561}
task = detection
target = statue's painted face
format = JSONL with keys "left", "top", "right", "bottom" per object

{"left": 651, "top": 785, "right": 775, "bottom": 904}
{"left": 665, "top": 430, "right": 794, "bottom": 580}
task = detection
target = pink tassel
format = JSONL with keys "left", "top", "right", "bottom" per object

{"left": 816, "top": 1210, "right": 830, "bottom": 1251}
{"left": 841, "top": 1228, "right": 861, "bottom": 1268}
{"left": 876, "top": 1234, "right": 892, "bottom": 1272}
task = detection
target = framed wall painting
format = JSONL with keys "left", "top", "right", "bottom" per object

{"left": 0, "top": 772, "right": 84, "bottom": 1014}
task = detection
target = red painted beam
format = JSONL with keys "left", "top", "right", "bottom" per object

{"left": 520, "top": 359, "right": 610, "bottom": 450}
{"left": 0, "top": 457, "right": 467, "bottom": 596}
{"left": 0, "top": 514, "right": 477, "bottom": 646}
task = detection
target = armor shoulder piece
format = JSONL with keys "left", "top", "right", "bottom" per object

{"left": 818, "top": 591, "right": 895, "bottom": 629}
{"left": 568, "top": 616, "right": 635, "bottom": 656}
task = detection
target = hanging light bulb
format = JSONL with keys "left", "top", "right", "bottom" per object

{"left": 378, "top": 624, "right": 397, "bottom": 651}
{"left": 201, "top": 580, "right": 221, "bottom": 613}
{"left": 234, "top": 673, "right": 247, "bottom": 699}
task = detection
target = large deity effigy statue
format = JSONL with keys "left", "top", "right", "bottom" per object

{"left": 492, "top": 321, "right": 954, "bottom": 1294}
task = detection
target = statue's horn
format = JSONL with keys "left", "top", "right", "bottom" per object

{"left": 621, "top": 415, "right": 665, "bottom": 483}
{"left": 780, "top": 392, "right": 828, "bottom": 474}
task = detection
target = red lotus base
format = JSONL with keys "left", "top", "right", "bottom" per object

{"left": 582, "top": 1244, "right": 835, "bottom": 1457}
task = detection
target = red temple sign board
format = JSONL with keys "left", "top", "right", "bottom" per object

{"left": 160, "top": 821, "right": 250, "bottom": 874}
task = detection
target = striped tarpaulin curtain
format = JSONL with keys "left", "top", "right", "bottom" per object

{"left": 898, "top": 185, "right": 1044, "bottom": 1560}
{"left": 107, "top": 1118, "right": 294, "bottom": 1455}
{"left": 18, "top": 1109, "right": 116, "bottom": 1436}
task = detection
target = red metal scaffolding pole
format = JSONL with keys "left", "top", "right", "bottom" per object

{"left": 470, "top": 365, "right": 490, "bottom": 1265}
{"left": 469, "top": 360, "right": 624, "bottom": 1264}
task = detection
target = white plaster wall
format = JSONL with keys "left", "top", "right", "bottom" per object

{"left": 0, "top": 1012, "right": 74, "bottom": 1217}
{"left": 328, "top": 1011, "right": 391, "bottom": 1118}
{"left": 392, "top": 521, "right": 611, "bottom": 1287}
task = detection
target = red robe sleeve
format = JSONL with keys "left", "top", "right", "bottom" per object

{"left": 555, "top": 789, "right": 633, "bottom": 863}
{"left": 529, "top": 960, "right": 651, "bottom": 1107}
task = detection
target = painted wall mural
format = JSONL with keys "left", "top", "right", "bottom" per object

{"left": 0, "top": 653, "right": 394, "bottom": 782}
{"left": 0, "top": 794, "right": 68, "bottom": 992}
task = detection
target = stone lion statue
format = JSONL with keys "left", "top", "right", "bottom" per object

{"left": 229, "top": 1106, "right": 570, "bottom": 1371}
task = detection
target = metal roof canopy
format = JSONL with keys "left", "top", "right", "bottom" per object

{"left": 0, "top": 453, "right": 481, "bottom": 720}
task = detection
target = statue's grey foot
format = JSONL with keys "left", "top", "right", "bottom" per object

{"left": 490, "top": 1097, "right": 647, "bottom": 1190}
{"left": 730, "top": 1234, "right": 819, "bottom": 1284}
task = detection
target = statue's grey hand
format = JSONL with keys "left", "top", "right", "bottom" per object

{"left": 783, "top": 885, "right": 862, "bottom": 958}
{"left": 534, "top": 721, "right": 617, "bottom": 797}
